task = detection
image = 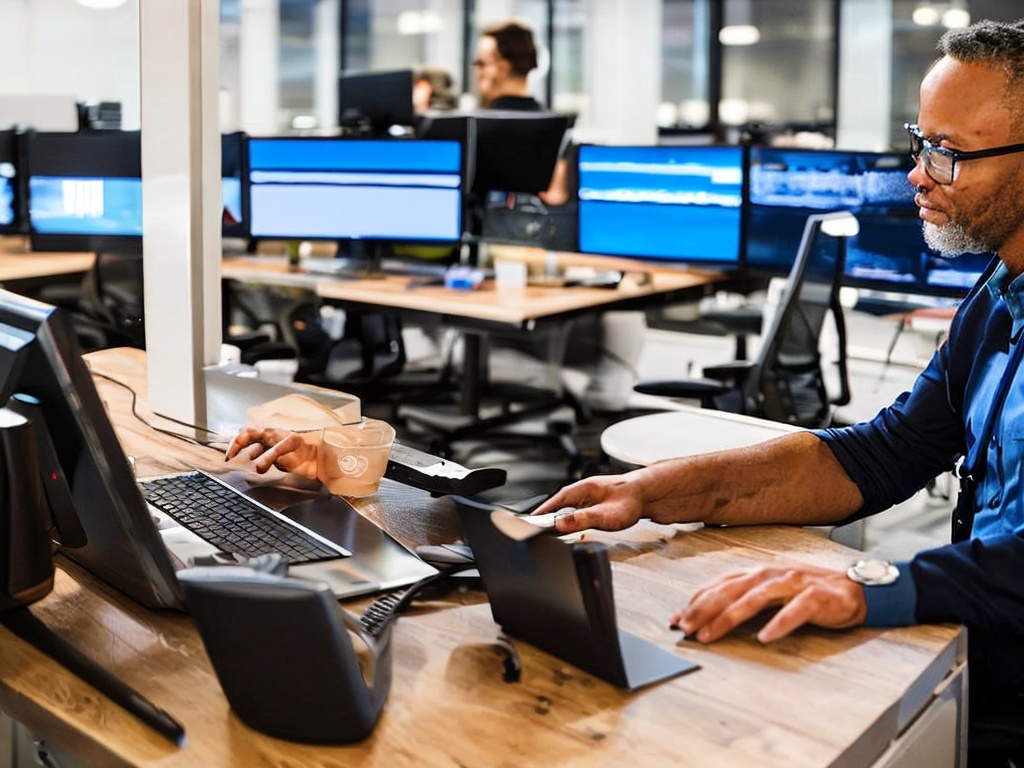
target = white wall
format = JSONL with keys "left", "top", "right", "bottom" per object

{"left": 0, "top": 0, "right": 140, "bottom": 129}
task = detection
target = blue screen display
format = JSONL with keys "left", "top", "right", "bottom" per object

{"left": 747, "top": 147, "right": 985, "bottom": 295}
{"left": 248, "top": 138, "right": 463, "bottom": 242}
{"left": 29, "top": 176, "right": 143, "bottom": 236}
{"left": 0, "top": 176, "right": 13, "bottom": 227}
{"left": 577, "top": 144, "right": 744, "bottom": 264}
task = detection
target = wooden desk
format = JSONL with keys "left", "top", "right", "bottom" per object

{"left": 0, "top": 348, "right": 965, "bottom": 767}
{"left": 0, "top": 248, "right": 94, "bottom": 283}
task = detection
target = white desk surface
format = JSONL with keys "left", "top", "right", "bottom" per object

{"left": 601, "top": 406, "right": 801, "bottom": 468}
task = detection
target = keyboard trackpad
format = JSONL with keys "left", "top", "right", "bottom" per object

{"left": 277, "top": 494, "right": 381, "bottom": 556}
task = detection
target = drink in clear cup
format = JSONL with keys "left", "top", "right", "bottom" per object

{"left": 317, "top": 418, "right": 395, "bottom": 497}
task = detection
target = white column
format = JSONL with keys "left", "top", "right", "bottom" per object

{"left": 579, "top": 0, "right": 660, "bottom": 145}
{"left": 313, "top": 0, "right": 340, "bottom": 130}
{"left": 239, "top": 0, "right": 280, "bottom": 135}
{"left": 139, "top": 0, "right": 222, "bottom": 426}
{"left": 836, "top": 0, "right": 892, "bottom": 150}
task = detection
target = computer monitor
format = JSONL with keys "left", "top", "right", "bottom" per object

{"left": 746, "top": 146, "right": 985, "bottom": 297}
{"left": 247, "top": 136, "right": 464, "bottom": 245}
{"left": 337, "top": 69, "right": 416, "bottom": 137}
{"left": 0, "top": 129, "right": 27, "bottom": 236}
{"left": 418, "top": 111, "right": 572, "bottom": 197}
{"left": 576, "top": 143, "right": 746, "bottom": 265}
{"left": 0, "top": 289, "right": 182, "bottom": 609}
{"left": 221, "top": 131, "right": 249, "bottom": 240}
{"left": 25, "top": 130, "right": 143, "bottom": 253}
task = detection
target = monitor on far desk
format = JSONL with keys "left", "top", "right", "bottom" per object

{"left": 24, "top": 130, "right": 143, "bottom": 255}
{"left": 576, "top": 143, "right": 746, "bottom": 267}
{"left": 247, "top": 136, "right": 464, "bottom": 276}
{"left": 0, "top": 129, "right": 27, "bottom": 236}
{"left": 337, "top": 69, "right": 416, "bottom": 137}
{"left": 746, "top": 146, "right": 986, "bottom": 299}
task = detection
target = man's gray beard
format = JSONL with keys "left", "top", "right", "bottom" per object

{"left": 922, "top": 221, "right": 990, "bottom": 256}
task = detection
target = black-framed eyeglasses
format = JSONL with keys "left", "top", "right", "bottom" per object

{"left": 906, "top": 123, "right": 1024, "bottom": 185}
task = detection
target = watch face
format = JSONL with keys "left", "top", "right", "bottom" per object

{"left": 847, "top": 559, "right": 899, "bottom": 586}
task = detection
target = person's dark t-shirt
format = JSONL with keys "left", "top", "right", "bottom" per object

{"left": 489, "top": 95, "right": 543, "bottom": 111}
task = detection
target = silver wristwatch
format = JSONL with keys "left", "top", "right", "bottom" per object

{"left": 846, "top": 558, "right": 900, "bottom": 586}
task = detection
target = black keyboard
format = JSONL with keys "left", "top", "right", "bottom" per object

{"left": 359, "top": 591, "right": 405, "bottom": 639}
{"left": 140, "top": 471, "right": 345, "bottom": 564}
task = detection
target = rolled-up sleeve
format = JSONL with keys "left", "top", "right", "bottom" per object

{"left": 813, "top": 347, "right": 964, "bottom": 522}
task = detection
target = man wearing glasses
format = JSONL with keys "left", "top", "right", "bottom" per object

{"left": 538, "top": 17, "right": 1024, "bottom": 764}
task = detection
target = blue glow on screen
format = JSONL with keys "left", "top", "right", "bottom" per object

{"left": 247, "top": 138, "right": 463, "bottom": 241}
{"left": 0, "top": 177, "right": 13, "bottom": 227}
{"left": 747, "top": 147, "right": 984, "bottom": 294}
{"left": 29, "top": 177, "right": 143, "bottom": 236}
{"left": 577, "top": 145, "right": 744, "bottom": 263}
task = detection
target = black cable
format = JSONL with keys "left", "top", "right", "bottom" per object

{"left": 90, "top": 370, "right": 228, "bottom": 450}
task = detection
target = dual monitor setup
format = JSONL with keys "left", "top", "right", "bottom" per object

{"left": 577, "top": 143, "right": 988, "bottom": 298}
{"left": 0, "top": 112, "right": 572, "bottom": 272}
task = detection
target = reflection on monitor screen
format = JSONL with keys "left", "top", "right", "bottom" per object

{"left": 0, "top": 130, "right": 23, "bottom": 234}
{"left": 247, "top": 137, "right": 463, "bottom": 242}
{"left": 747, "top": 147, "right": 985, "bottom": 296}
{"left": 26, "top": 131, "right": 143, "bottom": 253}
{"left": 577, "top": 144, "right": 744, "bottom": 264}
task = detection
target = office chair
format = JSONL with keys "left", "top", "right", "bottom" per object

{"left": 634, "top": 211, "right": 857, "bottom": 429}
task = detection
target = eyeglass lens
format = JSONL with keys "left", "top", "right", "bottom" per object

{"left": 907, "top": 125, "right": 955, "bottom": 184}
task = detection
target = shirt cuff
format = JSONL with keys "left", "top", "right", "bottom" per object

{"left": 862, "top": 560, "right": 917, "bottom": 627}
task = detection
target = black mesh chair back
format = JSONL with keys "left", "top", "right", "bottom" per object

{"left": 745, "top": 212, "right": 851, "bottom": 426}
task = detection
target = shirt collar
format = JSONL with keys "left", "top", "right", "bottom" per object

{"left": 987, "top": 262, "right": 1024, "bottom": 341}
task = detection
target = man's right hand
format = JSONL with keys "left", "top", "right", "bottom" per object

{"left": 532, "top": 474, "right": 648, "bottom": 533}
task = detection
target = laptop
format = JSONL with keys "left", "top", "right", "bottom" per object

{"left": 142, "top": 470, "right": 437, "bottom": 604}
{"left": 0, "top": 286, "right": 435, "bottom": 612}
{"left": 454, "top": 496, "right": 698, "bottom": 690}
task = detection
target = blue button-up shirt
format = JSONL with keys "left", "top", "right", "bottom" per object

{"left": 816, "top": 259, "right": 1024, "bottom": 650}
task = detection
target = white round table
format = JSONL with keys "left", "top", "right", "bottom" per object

{"left": 601, "top": 407, "right": 801, "bottom": 470}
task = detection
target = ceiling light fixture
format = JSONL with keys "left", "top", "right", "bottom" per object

{"left": 77, "top": 0, "right": 129, "bottom": 9}
{"left": 718, "top": 25, "right": 760, "bottom": 46}
{"left": 941, "top": 7, "right": 971, "bottom": 28}
{"left": 912, "top": 4, "right": 941, "bottom": 25}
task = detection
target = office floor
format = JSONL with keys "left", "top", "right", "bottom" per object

{"left": 370, "top": 307, "right": 952, "bottom": 561}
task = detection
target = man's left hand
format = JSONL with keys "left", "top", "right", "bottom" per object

{"left": 672, "top": 565, "right": 868, "bottom": 644}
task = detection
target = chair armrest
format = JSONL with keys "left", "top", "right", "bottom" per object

{"left": 702, "top": 360, "right": 755, "bottom": 383}
{"left": 633, "top": 378, "right": 728, "bottom": 404}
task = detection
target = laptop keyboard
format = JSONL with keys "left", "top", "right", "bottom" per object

{"left": 140, "top": 471, "right": 345, "bottom": 564}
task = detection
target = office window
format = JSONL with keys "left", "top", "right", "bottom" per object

{"left": 720, "top": 0, "right": 836, "bottom": 134}
{"left": 342, "top": 0, "right": 463, "bottom": 106}
{"left": 889, "top": 0, "right": 1024, "bottom": 148}
{"left": 551, "top": 0, "right": 585, "bottom": 116}
{"left": 661, "top": 0, "right": 711, "bottom": 130}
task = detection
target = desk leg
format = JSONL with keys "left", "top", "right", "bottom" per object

{"left": 461, "top": 333, "right": 483, "bottom": 416}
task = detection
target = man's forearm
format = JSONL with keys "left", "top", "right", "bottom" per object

{"left": 634, "top": 432, "right": 864, "bottom": 527}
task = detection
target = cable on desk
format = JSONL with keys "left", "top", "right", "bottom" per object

{"left": 89, "top": 369, "right": 229, "bottom": 451}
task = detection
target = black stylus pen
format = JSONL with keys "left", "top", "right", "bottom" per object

{"left": 0, "top": 607, "right": 186, "bottom": 746}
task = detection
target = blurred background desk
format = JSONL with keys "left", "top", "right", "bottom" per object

{"left": 223, "top": 254, "right": 725, "bottom": 457}
{"left": 0, "top": 346, "right": 966, "bottom": 768}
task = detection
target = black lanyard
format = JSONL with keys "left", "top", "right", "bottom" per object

{"left": 952, "top": 335, "right": 1024, "bottom": 542}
